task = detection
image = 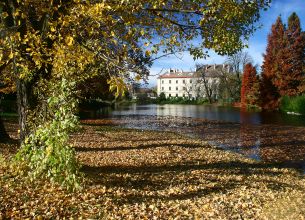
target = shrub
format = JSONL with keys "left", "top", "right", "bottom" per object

{"left": 136, "top": 93, "right": 152, "bottom": 104}
{"left": 280, "top": 95, "right": 305, "bottom": 115}
{"left": 14, "top": 78, "right": 82, "bottom": 191}
{"left": 156, "top": 96, "right": 208, "bottom": 105}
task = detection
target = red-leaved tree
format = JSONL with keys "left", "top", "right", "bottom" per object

{"left": 274, "top": 12, "right": 305, "bottom": 96}
{"left": 241, "top": 63, "right": 259, "bottom": 107}
{"left": 260, "top": 16, "right": 283, "bottom": 110}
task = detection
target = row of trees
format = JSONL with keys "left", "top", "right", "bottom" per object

{"left": 241, "top": 12, "right": 305, "bottom": 109}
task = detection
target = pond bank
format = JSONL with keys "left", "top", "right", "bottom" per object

{"left": 1, "top": 123, "right": 304, "bottom": 219}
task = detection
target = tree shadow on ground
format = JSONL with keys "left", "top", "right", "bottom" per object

{"left": 80, "top": 155, "right": 303, "bottom": 205}
{"left": 74, "top": 142, "right": 209, "bottom": 152}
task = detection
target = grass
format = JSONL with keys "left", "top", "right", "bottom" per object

{"left": 280, "top": 95, "right": 305, "bottom": 115}
{"left": 1, "top": 123, "right": 304, "bottom": 219}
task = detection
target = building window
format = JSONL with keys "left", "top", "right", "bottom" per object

{"left": 169, "top": 94, "right": 172, "bottom": 97}
{"left": 162, "top": 87, "right": 164, "bottom": 91}
{"left": 169, "top": 87, "right": 171, "bottom": 91}
{"left": 183, "top": 80, "right": 185, "bottom": 83}
{"left": 176, "top": 87, "right": 178, "bottom": 91}
{"left": 169, "top": 80, "right": 171, "bottom": 84}
{"left": 176, "top": 80, "right": 178, "bottom": 84}
{"left": 162, "top": 80, "right": 164, "bottom": 84}
{"left": 183, "top": 87, "right": 186, "bottom": 91}
{"left": 190, "top": 79, "right": 192, "bottom": 83}
{"left": 176, "top": 94, "right": 178, "bottom": 97}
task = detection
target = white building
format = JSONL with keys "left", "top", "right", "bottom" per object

{"left": 157, "top": 64, "right": 231, "bottom": 99}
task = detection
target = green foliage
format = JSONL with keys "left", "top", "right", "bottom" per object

{"left": 14, "top": 79, "right": 81, "bottom": 191}
{"left": 136, "top": 93, "right": 152, "bottom": 104}
{"left": 156, "top": 96, "right": 208, "bottom": 105}
{"left": 218, "top": 73, "right": 242, "bottom": 103}
{"left": 158, "top": 92, "right": 166, "bottom": 102}
{"left": 280, "top": 95, "right": 305, "bottom": 115}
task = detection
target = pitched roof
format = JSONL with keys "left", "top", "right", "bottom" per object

{"left": 158, "top": 64, "right": 231, "bottom": 79}
{"left": 158, "top": 71, "right": 194, "bottom": 79}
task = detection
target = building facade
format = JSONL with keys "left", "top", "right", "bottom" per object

{"left": 157, "top": 64, "right": 231, "bottom": 99}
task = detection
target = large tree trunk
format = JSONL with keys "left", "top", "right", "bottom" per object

{"left": 16, "top": 79, "right": 31, "bottom": 142}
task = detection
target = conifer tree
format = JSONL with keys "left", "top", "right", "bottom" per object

{"left": 275, "top": 12, "right": 305, "bottom": 96}
{"left": 260, "top": 17, "right": 283, "bottom": 109}
{"left": 241, "top": 63, "right": 259, "bottom": 107}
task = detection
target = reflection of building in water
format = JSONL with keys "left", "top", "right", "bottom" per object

{"left": 156, "top": 105, "right": 190, "bottom": 117}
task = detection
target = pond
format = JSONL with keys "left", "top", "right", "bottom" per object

{"left": 81, "top": 104, "right": 305, "bottom": 172}
{"left": 105, "top": 104, "right": 305, "bottom": 126}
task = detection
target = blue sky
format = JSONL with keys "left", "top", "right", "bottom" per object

{"left": 147, "top": 0, "right": 305, "bottom": 87}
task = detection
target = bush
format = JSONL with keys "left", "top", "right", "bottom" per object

{"left": 155, "top": 95, "right": 209, "bottom": 105}
{"left": 14, "top": 79, "right": 82, "bottom": 191}
{"left": 136, "top": 93, "right": 152, "bottom": 104}
{"left": 280, "top": 95, "right": 305, "bottom": 115}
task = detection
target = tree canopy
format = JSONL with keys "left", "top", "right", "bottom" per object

{"left": 1, "top": 0, "right": 271, "bottom": 83}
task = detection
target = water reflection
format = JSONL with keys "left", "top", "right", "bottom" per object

{"left": 80, "top": 104, "right": 305, "bottom": 171}
{"left": 88, "top": 104, "right": 305, "bottom": 127}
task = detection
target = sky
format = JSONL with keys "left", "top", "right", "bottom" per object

{"left": 147, "top": 0, "right": 305, "bottom": 87}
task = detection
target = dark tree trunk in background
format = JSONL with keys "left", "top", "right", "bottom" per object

{"left": 0, "top": 115, "right": 10, "bottom": 141}
{"left": 0, "top": 96, "right": 10, "bottom": 141}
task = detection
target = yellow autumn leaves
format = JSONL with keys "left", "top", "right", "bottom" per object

{"left": 0, "top": 0, "right": 271, "bottom": 97}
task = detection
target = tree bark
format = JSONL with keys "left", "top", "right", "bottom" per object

{"left": 16, "top": 79, "right": 30, "bottom": 142}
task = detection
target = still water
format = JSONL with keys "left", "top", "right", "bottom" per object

{"left": 87, "top": 104, "right": 305, "bottom": 127}
{"left": 82, "top": 104, "right": 305, "bottom": 171}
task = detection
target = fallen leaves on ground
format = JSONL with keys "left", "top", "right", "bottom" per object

{"left": 1, "top": 119, "right": 304, "bottom": 219}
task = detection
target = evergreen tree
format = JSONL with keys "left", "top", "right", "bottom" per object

{"left": 241, "top": 63, "right": 259, "bottom": 107}
{"left": 260, "top": 17, "right": 283, "bottom": 109}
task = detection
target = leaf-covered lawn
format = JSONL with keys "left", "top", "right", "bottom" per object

{"left": 1, "top": 121, "right": 304, "bottom": 219}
